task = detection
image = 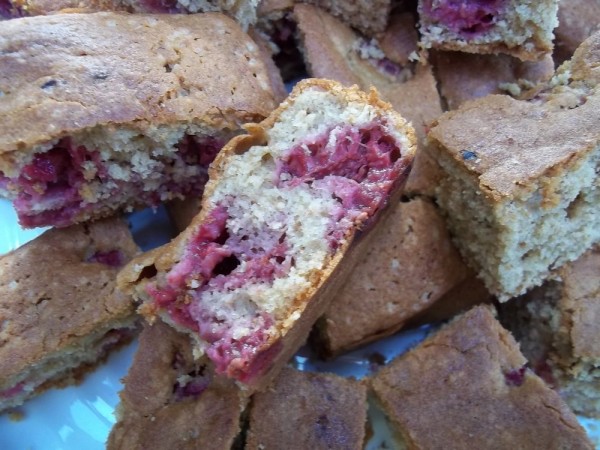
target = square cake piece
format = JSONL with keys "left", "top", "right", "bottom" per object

{"left": 369, "top": 306, "right": 594, "bottom": 449}
{"left": 118, "top": 79, "right": 416, "bottom": 391}
{"left": 108, "top": 320, "right": 245, "bottom": 450}
{"left": 426, "top": 30, "right": 600, "bottom": 300}
{"left": 499, "top": 245, "right": 600, "bottom": 418}
{"left": 312, "top": 197, "right": 488, "bottom": 356}
{"left": 0, "top": 217, "right": 139, "bottom": 412}
{"left": 0, "top": 12, "right": 277, "bottom": 228}
{"left": 246, "top": 366, "right": 367, "bottom": 450}
{"left": 418, "top": 0, "right": 559, "bottom": 61}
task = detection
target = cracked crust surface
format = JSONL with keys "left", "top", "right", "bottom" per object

{"left": 246, "top": 366, "right": 367, "bottom": 450}
{"left": 0, "top": 12, "right": 277, "bottom": 154}
{"left": 369, "top": 305, "right": 593, "bottom": 450}
{"left": 0, "top": 217, "right": 139, "bottom": 392}
{"left": 108, "top": 320, "right": 244, "bottom": 450}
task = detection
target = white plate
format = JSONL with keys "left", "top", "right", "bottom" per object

{"left": 0, "top": 199, "right": 598, "bottom": 449}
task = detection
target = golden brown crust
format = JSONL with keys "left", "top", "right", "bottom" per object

{"left": 120, "top": 78, "right": 416, "bottom": 289}
{"left": 427, "top": 90, "right": 599, "bottom": 201}
{"left": 0, "top": 12, "right": 277, "bottom": 154}
{"left": 246, "top": 367, "right": 367, "bottom": 449}
{"left": 370, "top": 305, "right": 594, "bottom": 450}
{"left": 108, "top": 320, "right": 244, "bottom": 450}
{"left": 0, "top": 217, "right": 139, "bottom": 386}
{"left": 314, "top": 198, "right": 474, "bottom": 356}
{"left": 118, "top": 78, "right": 416, "bottom": 391}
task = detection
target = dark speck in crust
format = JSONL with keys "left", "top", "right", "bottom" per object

{"left": 460, "top": 149, "right": 478, "bottom": 161}
{"left": 92, "top": 72, "right": 109, "bottom": 80}
{"left": 41, "top": 80, "right": 57, "bottom": 89}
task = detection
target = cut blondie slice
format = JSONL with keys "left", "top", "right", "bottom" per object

{"left": 0, "top": 217, "right": 139, "bottom": 412}
{"left": 370, "top": 306, "right": 594, "bottom": 449}
{"left": 246, "top": 366, "right": 367, "bottom": 450}
{"left": 426, "top": 30, "right": 600, "bottom": 300}
{"left": 418, "top": 0, "right": 559, "bottom": 61}
{"left": 0, "top": 12, "right": 276, "bottom": 228}
{"left": 499, "top": 245, "right": 600, "bottom": 418}
{"left": 118, "top": 79, "right": 416, "bottom": 390}
{"left": 108, "top": 320, "right": 245, "bottom": 450}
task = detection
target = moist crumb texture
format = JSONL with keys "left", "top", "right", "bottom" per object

{"left": 108, "top": 320, "right": 244, "bottom": 450}
{"left": 500, "top": 245, "right": 600, "bottom": 418}
{"left": 418, "top": 0, "right": 559, "bottom": 61}
{"left": 246, "top": 367, "right": 367, "bottom": 450}
{"left": 0, "top": 12, "right": 276, "bottom": 228}
{"left": 0, "top": 218, "right": 139, "bottom": 412}
{"left": 369, "top": 306, "right": 594, "bottom": 449}
{"left": 119, "top": 79, "right": 416, "bottom": 389}
{"left": 427, "top": 31, "right": 600, "bottom": 300}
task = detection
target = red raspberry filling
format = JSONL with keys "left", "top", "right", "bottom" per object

{"left": 278, "top": 122, "right": 403, "bottom": 247}
{"left": 421, "top": 0, "right": 505, "bottom": 37}
{"left": 1, "top": 135, "right": 223, "bottom": 228}
{"left": 0, "top": 0, "right": 21, "bottom": 18}
{"left": 147, "top": 206, "right": 286, "bottom": 381}
{"left": 504, "top": 366, "right": 527, "bottom": 387}
{"left": 0, "top": 382, "right": 25, "bottom": 400}
{"left": 146, "top": 122, "right": 406, "bottom": 382}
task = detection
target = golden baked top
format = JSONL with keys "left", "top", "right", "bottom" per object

{"left": 0, "top": 218, "right": 139, "bottom": 384}
{"left": 0, "top": 12, "right": 277, "bottom": 153}
{"left": 427, "top": 31, "right": 600, "bottom": 201}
